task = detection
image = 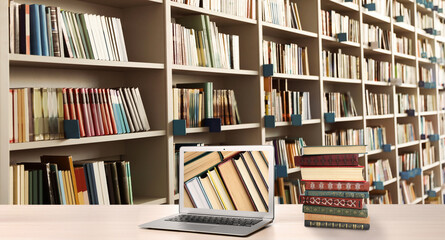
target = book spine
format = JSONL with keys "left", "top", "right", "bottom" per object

{"left": 38, "top": 5, "right": 49, "bottom": 56}
{"left": 299, "top": 196, "right": 363, "bottom": 209}
{"left": 295, "top": 154, "right": 359, "bottom": 166}
{"left": 305, "top": 190, "right": 369, "bottom": 199}
{"left": 74, "top": 88, "right": 86, "bottom": 137}
{"left": 302, "top": 205, "right": 368, "bottom": 218}
{"left": 303, "top": 181, "right": 370, "bottom": 191}
{"left": 29, "top": 4, "right": 42, "bottom": 56}
{"left": 304, "top": 220, "right": 370, "bottom": 230}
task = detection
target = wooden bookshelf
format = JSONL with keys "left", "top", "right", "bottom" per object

{"left": 1, "top": 0, "right": 445, "bottom": 206}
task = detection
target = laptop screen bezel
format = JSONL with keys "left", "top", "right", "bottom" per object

{"left": 179, "top": 145, "right": 275, "bottom": 219}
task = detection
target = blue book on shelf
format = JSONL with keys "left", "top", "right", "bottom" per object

{"left": 86, "top": 163, "right": 99, "bottom": 205}
{"left": 117, "top": 91, "right": 130, "bottom": 133}
{"left": 38, "top": 5, "right": 49, "bottom": 56}
{"left": 57, "top": 170, "right": 67, "bottom": 205}
{"left": 82, "top": 164, "right": 93, "bottom": 205}
{"left": 112, "top": 102, "right": 123, "bottom": 134}
{"left": 29, "top": 4, "right": 42, "bottom": 56}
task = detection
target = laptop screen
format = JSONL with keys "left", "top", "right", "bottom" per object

{"left": 183, "top": 150, "right": 270, "bottom": 212}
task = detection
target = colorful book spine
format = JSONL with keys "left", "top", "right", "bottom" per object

{"left": 304, "top": 220, "right": 370, "bottom": 230}
{"left": 295, "top": 154, "right": 358, "bottom": 166}
{"left": 305, "top": 190, "right": 368, "bottom": 199}
{"left": 299, "top": 196, "right": 363, "bottom": 209}
{"left": 303, "top": 181, "right": 370, "bottom": 191}
{"left": 302, "top": 205, "right": 368, "bottom": 218}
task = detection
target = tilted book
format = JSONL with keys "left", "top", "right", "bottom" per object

{"left": 299, "top": 195, "right": 364, "bottom": 209}
{"left": 295, "top": 154, "right": 358, "bottom": 166}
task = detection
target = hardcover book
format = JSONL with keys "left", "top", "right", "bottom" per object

{"left": 299, "top": 195, "right": 364, "bottom": 209}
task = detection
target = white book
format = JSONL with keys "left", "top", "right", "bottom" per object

{"left": 107, "top": 17, "right": 120, "bottom": 61}
{"left": 23, "top": 89, "right": 29, "bottom": 142}
{"left": 232, "top": 35, "right": 240, "bottom": 69}
{"left": 117, "top": 88, "right": 135, "bottom": 133}
{"left": 132, "top": 88, "right": 150, "bottom": 131}
{"left": 111, "top": 18, "right": 123, "bottom": 61}
{"left": 91, "top": 14, "right": 107, "bottom": 60}
{"left": 185, "top": 177, "right": 210, "bottom": 209}
{"left": 98, "top": 161, "right": 110, "bottom": 205}
{"left": 115, "top": 18, "right": 128, "bottom": 61}
{"left": 123, "top": 88, "right": 142, "bottom": 132}
{"left": 101, "top": 16, "right": 115, "bottom": 61}
{"left": 9, "top": 1, "right": 15, "bottom": 53}
{"left": 93, "top": 162, "right": 104, "bottom": 205}
{"left": 58, "top": 10, "right": 72, "bottom": 58}
{"left": 83, "top": 14, "right": 99, "bottom": 60}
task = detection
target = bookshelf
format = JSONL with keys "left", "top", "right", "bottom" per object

{"left": 1, "top": 0, "right": 445, "bottom": 206}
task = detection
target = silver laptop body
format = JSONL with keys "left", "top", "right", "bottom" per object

{"left": 140, "top": 145, "right": 275, "bottom": 236}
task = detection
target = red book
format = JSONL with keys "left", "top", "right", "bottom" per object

{"left": 73, "top": 89, "right": 85, "bottom": 137}
{"left": 299, "top": 196, "right": 364, "bottom": 209}
{"left": 295, "top": 154, "right": 359, "bottom": 166}
{"left": 80, "top": 88, "right": 92, "bottom": 137}
{"left": 84, "top": 88, "right": 95, "bottom": 136}
{"left": 303, "top": 180, "right": 370, "bottom": 191}
{"left": 74, "top": 167, "right": 89, "bottom": 205}
{"left": 67, "top": 88, "right": 77, "bottom": 120}
{"left": 105, "top": 89, "right": 118, "bottom": 134}
{"left": 97, "top": 89, "right": 109, "bottom": 135}
{"left": 62, "top": 88, "right": 70, "bottom": 120}
{"left": 100, "top": 89, "right": 113, "bottom": 135}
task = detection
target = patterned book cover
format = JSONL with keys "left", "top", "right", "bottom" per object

{"left": 299, "top": 196, "right": 363, "bottom": 209}
{"left": 304, "top": 220, "right": 370, "bottom": 230}
{"left": 303, "top": 180, "right": 370, "bottom": 191}
{"left": 305, "top": 190, "right": 369, "bottom": 199}
{"left": 303, "top": 205, "right": 368, "bottom": 218}
{"left": 295, "top": 154, "right": 358, "bottom": 166}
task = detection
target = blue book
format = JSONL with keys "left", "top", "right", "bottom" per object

{"left": 29, "top": 4, "right": 42, "bottom": 55}
{"left": 87, "top": 163, "right": 99, "bottom": 205}
{"left": 111, "top": 92, "right": 123, "bottom": 134}
{"left": 58, "top": 170, "right": 67, "bottom": 205}
{"left": 116, "top": 91, "right": 130, "bottom": 133}
{"left": 82, "top": 164, "right": 92, "bottom": 205}
{"left": 39, "top": 5, "right": 49, "bottom": 56}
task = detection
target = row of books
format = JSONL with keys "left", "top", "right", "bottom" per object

{"left": 325, "top": 129, "right": 364, "bottom": 146}
{"left": 184, "top": 151, "right": 269, "bottom": 212}
{"left": 394, "top": 63, "right": 416, "bottom": 85}
{"left": 363, "top": 58, "right": 391, "bottom": 82}
{"left": 419, "top": 66, "right": 433, "bottom": 83}
{"left": 441, "top": 93, "right": 445, "bottom": 110}
{"left": 365, "top": 91, "right": 391, "bottom": 116}
{"left": 422, "top": 141, "right": 436, "bottom": 167}
{"left": 417, "top": 39, "right": 434, "bottom": 59}
{"left": 322, "top": 49, "right": 360, "bottom": 79}
{"left": 276, "top": 180, "right": 303, "bottom": 204}
{"left": 393, "top": 1, "right": 412, "bottom": 25}
{"left": 172, "top": 15, "right": 240, "bottom": 69}
{"left": 266, "top": 138, "right": 305, "bottom": 169}
{"left": 362, "top": 23, "right": 390, "bottom": 50}
{"left": 362, "top": 0, "right": 390, "bottom": 17}
{"left": 423, "top": 171, "right": 437, "bottom": 195}
{"left": 9, "top": 87, "right": 150, "bottom": 143}
{"left": 396, "top": 93, "right": 416, "bottom": 114}
{"left": 10, "top": 155, "right": 133, "bottom": 205}
{"left": 262, "top": 40, "right": 309, "bottom": 76}
{"left": 398, "top": 151, "right": 420, "bottom": 172}
{"left": 393, "top": 34, "right": 413, "bottom": 56}
{"left": 172, "top": 0, "right": 256, "bottom": 19}
{"left": 172, "top": 85, "right": 241, "bottom": 127}
{"left": 400, "top": 180, "right": 418, "bottom": 204}
{"left": 9, "top": 2, "right": 128, "bottom": 61}
{"left": 366, "top": 126, "right": 387, "bottom": 152}
{"left": 397, "top": 123, "right": 416, "bottom": 144}
{"left": 416, "top": 12, "right": 433, "bottom": 30}
{"left": 368, "top": 159, "right": 393, "bottom": 185}
{"left": 324, "top": 92, "right": 358, "bottom": 118}
{"left": 420, "top": 117, "right": 435, "bottom": 136}
{"left": 321, "top": 10, "right": 360, "bottom": 43}
{"left": 265, "top": 89, "right": 311, "bottom": 122}
{"left": 420, "top": 94, "right": 436, "bottom": 112}
{"left": 369, "top": 190, "right": 392, "bottom": 204}
{"left": 262, "top": 0, "right": 302, "bottom": 29}
{"left": 441, "top": 114, "right": 445, "bottom": 135}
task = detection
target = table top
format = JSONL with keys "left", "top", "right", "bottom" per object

{"left": 0, "top": 204, "right": 444, "bottom": 240}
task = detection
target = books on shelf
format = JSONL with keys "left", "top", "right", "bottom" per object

{"left": 262, "top": 0, "right": 302, "bottom": 29}
{"left": 369, "top": 189, "right": 392, "bottom": 204}
{"left": 8, "top": 1, "right": 128, "bottom": 61}
{"left": 417, "top": 39, "right": 434, "bottom": 59}
{"left": 262, "top": 40, "right": 309, "bottom": 75}
{"left": 441, "top": 93, "right": 445, "bottom": 110}
{"left": 397, "top": 93, "right": 416, "bottom": 114}
{"left": 267, "top": 138, "right": 305, "bottom": 169}
{"left": 420, "top": 94, "right": 436, "bottom": 112}
{"left": 398, "top": 151, "right": 420, "bottom": 172}
{"left": 400, "top": 180, "right": 418, "bottom": 204}
{"left": 322, "top": 49, "right": 360, "bottom": 79}
{"left": 397, "top": 123, "right": 416, "bottom": 144}
{"left": 276, "top": 179, "right": 304, "bottom": 204}
{"left": 10, "top": 156, "right": 133, "bottom": 205}
{"left": 419, "top": 66, "right": 434, "bottom": 84}
{"left": 363, "top": 0, "right": 390, "bottom": 16}
{"left": 172, "top": 86, "right": 241, "bottom": 127}
{"left": 440, "top": 114, "right": 445, "bottom": 135}
{"left": 172, "top": 0, "right": 256, "bottom": 19}
{"left": 365, "top": 90, "right": 391, "bottom": 116}
{"left": 423, "top": 171, "right": 437, "bottom": 195}
{"left": 324, "top": 92, "right": 358, "bottom": 118}
{"left": 325, "top": 129, "right": 364, "bottom": 146}
{"left": 172, "top": 15, "right": 240, "bottom": 69}
{"left": 321, "top": 10, "right": 359, "bottom": 43}
{"left": 422, "top": 141, "right": 436, "bottom": 167}
{"left": 366, "top": 126, "right": 387, "bottom": 151}
{"left": 394, "top": 63, "right": 416, "bottom": 85}
{"left": 420, "top": 116, "right": 434, "bottom": 136}
{"left": 363, "top": 58, "right": 391, "bottom": 83}
{"left": 9, "top": 87, "right": 150, "bottom": 144}
{"left": 393, "top": 33, "right": 413, "bottom": 56}
{"left": 393, "top": 1, "right": 412, "bottom": 25}
{"left": 362, "top": 23, "right": 390, "bottom": 50}
{"left": 368, "top": 159, "right": 393, "bottom": 185}
{"left": 416, "top": 11, "right": 433, "bottom": 31}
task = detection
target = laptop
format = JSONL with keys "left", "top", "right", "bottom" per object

{"left": 140, "top": 145, "right": 275, "bottom": 236}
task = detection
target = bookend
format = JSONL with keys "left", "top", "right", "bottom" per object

{"left": 428, "top": 134, "right": 439, "bottom": 142}
{"left": 427, "top": 190, "right": 437, "bottom": 197}
{"left": 421, "top": 134, "right": 426, "bottom": 140}
{"left": 429, "top": 56, "right": 437, "bottom": 63}
{"left": 426, "top": 1, "right": 433, "bottom": 9}
{"left": 421, "top": 52, "right": 428, "bottom": 58}
{"left": 324, "top": 112, "right": 335, "bottom": 123}
{"left": 63, "top": 120, "right": 81, "bottom": 139}
{"left": 434, "top": 5, "right": 439, "bottom": 11}
{"left": 274, "top": 165, "right": 288, "bottom": 179}
{"left": 400, "top": 168, "right": 421, "bottom": 180}
{"left": 424, "top": 28, "right": 434, "bottom": 35}
{"left": 262, "top": 64, "right": 274, "bottom": 77}
{"left": 417, "top": 0, "right": 425, "bottom": 4}
{"left": 439, "top": 8, "right": 443, "bottom": 13}
{"left": 419, "top": 80, "right": 425, "bottom": 88}
{"left": 405, "top": 109, "right": 415, "bottom": 116}
{"left": 291, "top": 114, "right": 302, "bottom": 126}
{"left": 265, "top": 115, "right": 276, "bottom": 128}
{"left": 372, "top": 181, "right": 384, "bottom": 190}
{"left": 203, "top": 118, "right": 221, "bottom": 132}
{"left": 382, "top": 144, "right": 392, "bottom": 152}
{"left": 173, "top": 119, "right": 187, "bottom": 136}
{"left": 395, "top": 16, "right": 404, "bottom": 22}
{"left": 364, "top": 3, "right": 376, "bottom": 11}
{"left": 344, "top": 0, "right": 353, "bottom": 2}
{"left": 336, "top": 33, "right": 347, "bottom": 42}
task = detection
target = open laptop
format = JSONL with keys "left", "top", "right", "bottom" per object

{"left": 140, "top": 145, "right": 275, "bottom": 236}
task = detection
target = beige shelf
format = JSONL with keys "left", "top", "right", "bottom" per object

{"left": 262, "top": 22, "right": 318, "bottom": 39}
{"left": 184, "top": 123, "right": 260, "bottom": 134}
{"left": 79, "top": 0, "right": 163, "bottom": 8}
{"left": 323, "top": 77, "right": 361, "bottom": 84}
{"left": 274, "top": 119, "right": 321, "bottom": 127}
{"left": 331, "top": 116, "right": 363, "bottom": 122}
{"left": 367, "top": 146, "right": 395, "bottom": 156}
{"left": 417, "top": 30, "right": 435, "bottom": 40}
{"left": 365, "top": 81, "right": 392, "bottom": 86}
{"left": 398, "top": 141, "right": 419, "bottom": 148}
{"left": 419, "top": 111, "right": 438, "bottom": 116}
{"left": 410, "top": 197, "right": 423, "bottom": 205}
{"left": 10, "top": 131, "right": 166, "bottom": 151}
{"left": 362, "top": 10, "right": 391, "bottom": 24}
{"left": 393, "top": 22, "right": 416, "bottom": 33}
{"left": 416, "top": 3, "right": 434, "bottom": 14}
{"left": 396, "top": 83, "right": 418, "bottom": 88}
{"left": 172, "top": 65, "right": 258, "bottom": 76}
{"left": 369, "top": 177, "right": 398, "bottom": 191}
{"left": 287, "top": 167, "right": 301, "bottom": 174}
{"left": 366, "top": 114, "right": 395, "bottom": 120}
{"left": 418, "top": 58, "right": 434, "bottom": 65}
{"left": 134, "top": 197, "right": 167, "bottom": 205}
{"left": 422, "top": 161, "right": 440, "bottom": 171}
{"left": 327, "top": 0, "right": 360, "bottom": 12}
{"left": 363, "top": 47, "right": 392, "bottom": 56}
{"left": 394, "top": 52, "right": 416, "bottom": 61}
{"left": 272, "top": 73, "right": 319, "bottom": 81}
{"left": 321, "top": 35, "right": 361, "bottom": 48}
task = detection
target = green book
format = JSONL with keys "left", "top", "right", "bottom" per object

{"left": 305, "top": 220, "right": 370, "bottom": 230}
{"left": 126, "top": 162, "right": 133, "bottom": 205}
{"left": 78, "top": 14, "right": 94, "bottom": 59}
{"left": 302, "top": 205, "right": 368, "bottom": 218}
{"left": 32, "top": 170, "right": 38, "bottom": 204}
{"left": 38, "top": 169, "right": 43, "bottom": 204}
{"left": 305, "top": 190, "right": 369, "bottom": 199}
{"left": 29, "top": 170, "right": 33, "bottom": 205}
{"left": 176, "top": 82, "right": 213, "bottom": 119}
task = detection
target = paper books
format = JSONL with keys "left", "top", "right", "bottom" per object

{"left": 368, "top": 159, "right": 393, "bottom": 185}
{"left": 422, "top": 141, "right": 436, "bottom": 166}
{"left": 362, "top": 0, "right": 390, "bottom": 16}
{"left": 324, "top": 92, "right": 358, "bottom": 118}
{"left": 322, "top": 49, "right": 360, "bottom": 79}
{"left": 363, "top": 58, "right": 391, "bottom": 82}
{"left": 420, "top": 94, "right": 436, "bottom": 112}
{"left": 325, "top": 129, "right": 364, "bottom": 146}
{"left": 398, "top": 151, "right": 420, "bottom": 172}
{"left": 393, "top": 33, "right": 413, "bottom": 56}
{"left": 400, "top": 180, "right": 418, "bottom": 204}
{"left": 362, "top": 23, "right": 390, "bottom": 50}
{"left": 172, "top": 0, "right": 256, "bottom": 19}
{"left": 397, "top": 93, "right": 416, "bottom": 113}
{"left": 397, "top": 123, "right": 416, "bottom": 144}
{"left": 267, "top": 138, "right": 305, "bottom": 169}
{"left": 394, "top": 63, "right": 416, "bottom": 85}
{"left": 416, "top": 11, "right": 433, "bottom": 30}
{"left": 262, "top": 0, "right": 302, "bottom": 29}
{"left": 366, "top": 126, "right": 387, "bottom": 151}
{"left": 365, "top": 90, "right": 391, "bottom": 116}
{"left": 393, "top": 1, "right": 412, "bottom": 25}
{"left": 263, "top": 40, "right": 309, "bottom": 76}
{"left": 321, "top": 10, "right": 359, "bottom": 43}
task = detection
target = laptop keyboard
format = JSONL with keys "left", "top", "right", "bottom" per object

{"left": 165, "top": 215, "right": 262, "bottom": 227}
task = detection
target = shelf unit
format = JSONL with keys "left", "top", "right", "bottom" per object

{"left": 1, "top": 0, "right": 445, "bottom": 205}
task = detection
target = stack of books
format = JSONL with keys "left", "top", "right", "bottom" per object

{"left": 297, "top": 145, "right": 370, "bottom": 230}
